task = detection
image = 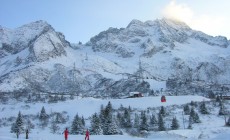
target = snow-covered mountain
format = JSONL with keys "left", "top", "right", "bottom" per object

{"left": 0, "top": 19, "right": 230, "bottom": 97}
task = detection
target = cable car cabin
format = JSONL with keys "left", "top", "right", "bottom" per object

{"left": 161, "top": 95, "right": 166, "bottom": 102}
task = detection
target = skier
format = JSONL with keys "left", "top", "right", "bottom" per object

{"left": 85, "top": 129, "right": 90, "bottom": 140}
{"left": 16, "top": 130, "right": 19, "bottom": 139}
{"left": 25, "top": 129, "right": 29, "bottom": 139}
{"left": 63, "top": 128, "right": 69, "bottom": 140}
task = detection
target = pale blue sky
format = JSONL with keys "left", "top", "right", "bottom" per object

{"left": 1, "top": 0, "right": 230, "bottom": 43}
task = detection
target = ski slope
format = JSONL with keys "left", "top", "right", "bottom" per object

{"left": 1, "top": 96, "right": 230, "bottom": 140}
{"left": 1, "top": 96, "right": 209, "bottom": 118}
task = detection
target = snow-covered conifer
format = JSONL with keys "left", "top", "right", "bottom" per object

{"left": 190, "top": 107, "right": 196, "bottom": 120}
{"left": 158, "top": 113, "right": 165, "bottom": 131}
{"left": 187, "top": 115, "right": 193, "bottom": 129}
{"left": 39, "top": 106, "right": 49, "bottom": 128}
{"left": 11, "top": 111, "right": 24, "bottom": 135}
{"left": 150, "top": 114, "right": 158, "bottom": 127}
{"left": 227, "top": 117, "right": 230, "bottom": 126}
{"left": 194, "top": 113, "right": 201, "bottom": 123}
{"left": 219, "top": 103, "right": 227, "bottom": 115}
{"left": 105, "top": 119, "right": 119, "bottom": 135}
{"left": 71, "top": 114, "right": 84, "bottom": 134}
{"left": 140, "top": 111, "right": 149, "bottom": 131}
{"left": 171, "top": 117, "right": 179, "bottom": 130}
{"left": 134, "top": 113, "right": 140, "bottom": 128}
{"left": 81, "top": 116, "right": 85, "bottom": 127}
{"left": 159, "top": 106, "right": 166, "bottom": 117}
{"left": 123, "top": 108, "right": 132, "bottom": 128}
{"left": 183, "top": 104, "right": 190, "bottom": 115}
{"left": 50, "top": 116, "right": 60, "bottom": 134}
{"left": 90, "top": 113, "right": 103, "bottom": 135}
{"left": 39, "top": 106, "right": 48, "bottom": 120}
{"left": 199, "top": 101, "right": 209, "bottom": 114}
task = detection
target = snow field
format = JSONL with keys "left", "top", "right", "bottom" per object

{"left": 1, "top": 96, "right": 230, "bottom": 140}
{"left": 1, "top": 96, "right": 209, "bottom": 118}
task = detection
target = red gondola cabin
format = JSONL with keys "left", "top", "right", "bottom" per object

{"left": 161, "top": 95, "right": 166, "bottom": 102}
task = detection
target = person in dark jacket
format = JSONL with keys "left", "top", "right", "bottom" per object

{"left": 26, "top": 129, "right": 29, "bottom": 139}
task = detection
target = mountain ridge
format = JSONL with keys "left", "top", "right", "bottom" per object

{"left": 0, "top": 18, "right": 230, "bottom": 97}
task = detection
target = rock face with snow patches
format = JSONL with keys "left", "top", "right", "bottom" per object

{"left": 0, "top": 19, "right": 230, "bottom": 97}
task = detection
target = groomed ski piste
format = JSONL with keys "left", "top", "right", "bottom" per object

{"left": 1, "top": 95, "right": 230, "bottom": 140}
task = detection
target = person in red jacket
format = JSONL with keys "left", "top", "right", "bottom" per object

{"left": 85, "top": 129, "right": 90, "bottom": 140}
{"left": 63, "top": 128, "right": 69, "bottom": 140}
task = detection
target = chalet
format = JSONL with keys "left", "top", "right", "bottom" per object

{"left": 128, "top": 92, "right": 143, "bottom": 98}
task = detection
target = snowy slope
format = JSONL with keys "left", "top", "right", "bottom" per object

{"left": 1, "top": 18, "right": 230, "bottom": 96}
{"left": 0, "top": 96, "right": 230, "bottom": 140}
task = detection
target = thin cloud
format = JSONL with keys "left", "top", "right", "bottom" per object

{"left": 162, "top": 0, "right": 193, "bottom": 23}
{"left": 162, "top": 0, "right": 229, "bottom": 38}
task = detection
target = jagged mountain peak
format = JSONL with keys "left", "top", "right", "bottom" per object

{"left": 88, "top": 18, "right": 230, "bottom": 58}
{"left": 126, "top": 19, "right": 144, "bottom": 28}
{"left": 0, "top": 20, "right": 56, "bottom": 54}
{"left": 0, "top": 20, "right": 70, "bottom": 77}
{"left": 126, "top": 18, "right": 191, "bottom": 31}
{"left": 156, "top": 18, "right": 191, "bottom": 30}
{"left": 17, "top": 20, "right": 50, "bottom": 29}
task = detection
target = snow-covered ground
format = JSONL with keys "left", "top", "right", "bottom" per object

{"left": 1, "top": 96, "right": 208, "bottom": 118}
{"left": 1, "top": 96, "right": 230, "bottom": 140}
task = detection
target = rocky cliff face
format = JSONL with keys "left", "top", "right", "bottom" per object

{"left": 0, "top": 20, "right": 68, "bottom": 62}
{"left": 1, "top": 19, "right": 230, "bottom": 97}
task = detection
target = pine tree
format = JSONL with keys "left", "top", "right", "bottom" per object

{"left": 190, "top": 101, "right": 197, "bottom": 107}
{"left": 199, "top": 101, "right": 209, "bottom": 114}
{"left": 90, "top": 113, "right": 103, "bottom": 135}
{"left": 11, "top": 111, "right": 24, "bottom": 135}
{"left": 27, "top": 94, "right": 32, "bottom": 103}
{"left": 216, "top": 96, "right": 221, "bottom": 103}
{"left": 226, "top": 117, "right": 230, "bottom": 126}
{"left": 105, "top": 119, "right": 119, "bottom": 135}
{"left": 70, "top": 94, "right": 74, "bottom": 100}
{"left": 194, "top": 113, "right": 201, "bottom": 123}
{"left": 39, "top": 106, "right": 49, "bottom": 128}
{"left": 140, "top": 111, "right": 149, "bottom": 131}
{"left": 150, "top": 114, "right": 158, "bottom": 128}
{"left": 71, "top": 114, "right": 84, "bottom": 134}
{"left": 189, "top": 107, "right": 196, "bottom": 120}
{"left": 134, "top": 113, "right": 140, "bottom": 128}
{"left": 116, "top": 112, "right": 124, "bottom": 127}
{"left": 123, "top": 108, "right": 132, "bottom": 128}
{"left": 158, "top": 113, "right": 165, "bottom": 131}
{"left": 25, "top": 119, "right": 34, "bottom": 132}
{"left": 99, "top": 105, "right": 105, "bottom": 123}
{"left": 219, "top": 103, "right": 227, "bottom": 115}
{"left": 105, "top": 101, "right": 112, "bottom": 116}
{"left": 102, "top": 102, "right": 119, "bottom": 135}
{"left": 171, "top": 117, "right": 179, "bottom": 130}
{"left": 40, "top": 106, "right": 48, "bottom": 120}
{"left": 183, "top": 104, "right": 190, "bottom": 115}
{"left": 50, "top": 116, "right": 60, "bottom": 134}
{"left": 189, "top": 107, "right": 201, "bottom": 123}
{"left": 187, "top": 115, "right": 193, "bottom": 129}
{"left": 81, "top": 116, "right": 85, "bottom": 127}
{"left": 159, "top": 106, "right": 166, "bottom": 117}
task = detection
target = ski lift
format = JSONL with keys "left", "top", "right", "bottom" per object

{"left": 161, "top": 95, "right": 166, "bottom": 102}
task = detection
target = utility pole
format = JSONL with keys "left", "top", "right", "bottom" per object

{"left": 138, "top": 57, "right": 143, "bottom": 82}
